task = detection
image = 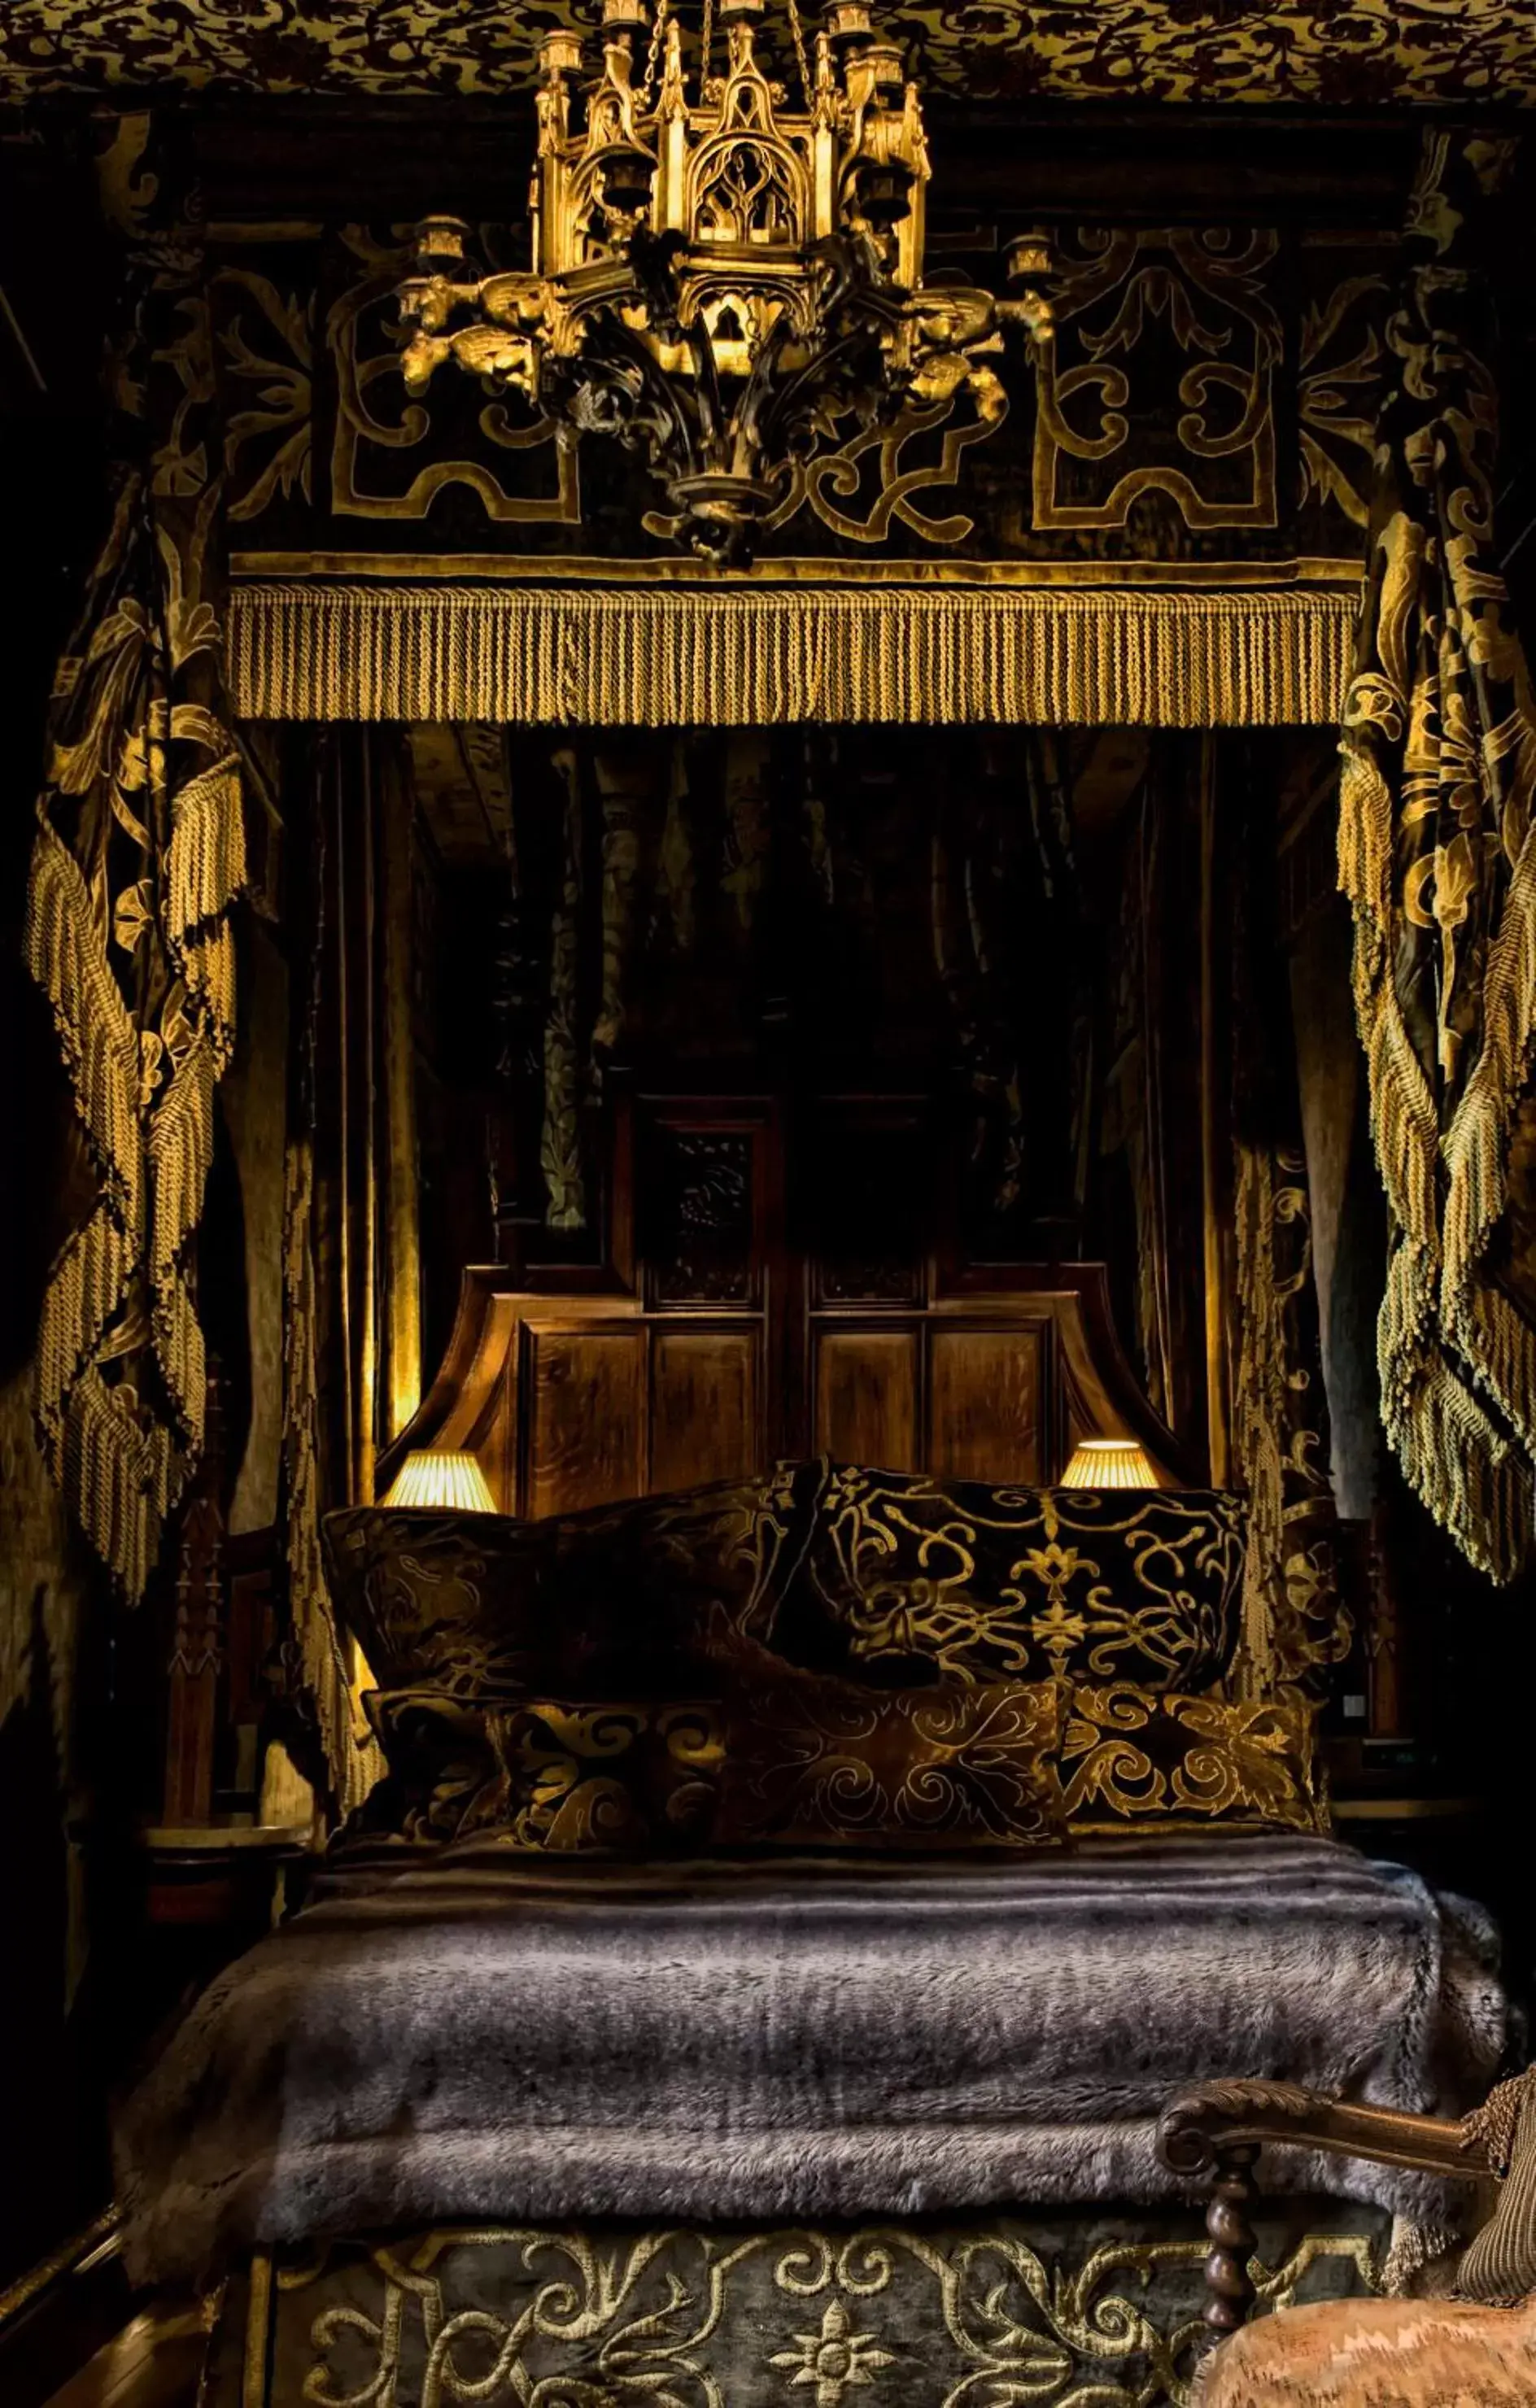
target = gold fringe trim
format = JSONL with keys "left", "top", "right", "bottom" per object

{"left": 1339, "top": 592, "right": 1536, "bottom": 1580}
{"left": 1442, "top": 797, "right": 1536, "bottom": 1466}
{"left": 1337, "top": 741, "right": 1440, "bottom": 1255}
{"left": 147, "top": 1036, "right": 217, "bottom": 1446}
{"left": 27, "top": 596, "right": 247, "bottom": 1596}
{"left": 59, "top": 1363, "right": 177, "bottom": 1607}
{"left": 25, "top": 821, "right": 143, "bottom": 1236}
{"left": 1381, "top": 1309, "right": 1531, "bottom": 1585}
{"left": 24, "top": 814, "right": 176, "bottom": 1590}
{"left": 153, "top": 748, "right": 248, "bottom": 1450}
{"left": 227, "top": 582, "right": 1356, "bottom": 728}
{"left": 167, "top": 753, "right": 245, "bottom": 1035}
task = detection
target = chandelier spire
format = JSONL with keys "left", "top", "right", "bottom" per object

{"left": 398, "top": 0, "right": 1054, "bottom": 564}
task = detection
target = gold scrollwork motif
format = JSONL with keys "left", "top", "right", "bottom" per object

{"left": 257, "top": 2219, "right": 1385, "bottom": 2408}
{"left": 329, "top": 228, "right": 580, "bottom": 525}
{"left": 1034, "top": 227, "right": 1281, "bottom": 534}
{"left": 760, "top": 395, "right": 1006, "bottom": 548}
{"left": 809, "top": 1465, "right": 1246, "bottom": 1693}
{"left": 4, "top": 3, "right": 1534, "bottom": 108}
{"left": 1058, "top": 1685, "right": 1326, "bottom": 1833}
{"left": 1298, "top": 268, "right": 1389, "bottom": 534}
{"left": 215, "top": 267, "right": 314, "bottom": 521}
{"left": 640, "top": 395, "right": 1005, "bottom": 551}
{"left": 715, "top": 1681, "right": 1061, "bottom": 1850}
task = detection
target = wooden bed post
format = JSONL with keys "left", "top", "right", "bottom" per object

{"left": 1202, "top": 2140, "right": 1259, "bottom": 2333}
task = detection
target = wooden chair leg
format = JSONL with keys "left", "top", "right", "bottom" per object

{"left": 1203, "top": 2140, "right": 1259, "bottom": 2335}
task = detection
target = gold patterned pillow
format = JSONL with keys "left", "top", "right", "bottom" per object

{"left": 779, "top": 1466, "right": 1246, "bottom": 1693}
{"left": 343, "top": 1688, "right": 512, "bottom": 1852}
{"left": 351, "top": 1690, "right": 725, "bottom": 1855}
{"left": 323, "top": 1460, "right": 823, "bottom": 1703}
{"left": 489, "top": 1699, "right": 725, "bottom": 1853}
{"left": 323, "top": 1512, "right": 548, "bottom": 1699}
{"left": 1057, "top": 1684, "right": 1326, "bottom": 1834}
{"left": 713, "top": 1679, "right": 1063, "bottom": 1850}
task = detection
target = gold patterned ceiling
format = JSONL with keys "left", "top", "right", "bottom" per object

{"left": 2, "top": 0, "right": 1534, "bottom": 108}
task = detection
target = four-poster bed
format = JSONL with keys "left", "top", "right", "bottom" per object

{"left": 11, "top": 55, "right": 1533, "bottom": 2408}
{"left": 127, "top": 232, "right": 1511, "bottom": 2407}
{"left": 116, "top": 1087, "right": 1507, "bottom": 2406}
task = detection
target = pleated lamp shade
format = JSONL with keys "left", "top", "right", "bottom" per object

{"left": 381, "top": 1450, "right": 497, "bottom": 1512}
{"left": 1060, "top": 1436, "right": 1158, "bottom": 1490}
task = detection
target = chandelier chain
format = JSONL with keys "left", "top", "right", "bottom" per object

{"left": 700, "top": 0, "right": 716, "bottom": 86}
{"left": 783, "top": 0, "right": 813, "bottom": 111}
{"left": 637, "top": 0, "right": 672, "bottom": 111}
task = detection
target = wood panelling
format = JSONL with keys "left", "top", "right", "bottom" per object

{"left": 929, "top": 1325, "right": 1044, "bottom": 1484}
{"left": 651, "top": 1329, "right": 759, "bottom": 1491}
{"left": 526, "top": 1327, "right": 647, "bottom": 1518}
{"left": 378, "top": 1093, "right": 1196, "bottom": 1512}
{"left": 814, "top": 1329, "right": 919, "bottom": 1469}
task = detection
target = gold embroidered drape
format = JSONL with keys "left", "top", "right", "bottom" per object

{"left": 25, "top": 115, "right": 246, "bottom": 1597}
{"left": 1340, "top": 129, "right": 1536, "bottom": 1581}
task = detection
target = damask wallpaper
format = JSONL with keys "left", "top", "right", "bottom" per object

{"left": 3, "top": 0, "right": 1532, "bottom": 108}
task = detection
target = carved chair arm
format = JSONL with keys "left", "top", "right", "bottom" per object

{"left": 1157, "top": 2082, "right": 1489, "bottom": 2341}
{"left": 1159, "top": 2079, "right": 1490, "bottom": 2188}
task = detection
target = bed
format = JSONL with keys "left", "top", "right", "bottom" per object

{"left": 117, "top": 1121, "right": 1511, "bottom": 2408}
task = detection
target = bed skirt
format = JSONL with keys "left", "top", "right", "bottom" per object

{"left": 210, "top": 2202, "right": 1391, "bottom": 2408}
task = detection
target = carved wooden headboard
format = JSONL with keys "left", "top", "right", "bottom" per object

{"left": 378, "top": 1093, "right": 1195, "bottom": 1516}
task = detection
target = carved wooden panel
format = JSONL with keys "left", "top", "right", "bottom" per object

{"left": 381, "top": 1097, "right": 1194, "bottom": 1515}
{"left": 809, "top": 1115, "right": 927, "bottom": 1308}
{"left": 526, "top": 1326, "right": 647, "bottom": 1519}
{"left": 651, "top": 1329, "right": 759, "bottom": 1492}
{"left": 814, "top": 1328, "right": 920, "bottom": 1470}
{"left": 929, "top": 1325, "right": 1045, "bottom": 1484}
{"left": 644, "top": 1125, "right": 758, "bottom": 1307}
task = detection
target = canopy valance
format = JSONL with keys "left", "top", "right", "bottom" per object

{"left": 228, "top": 577, "right": 1357, "bottom": 729}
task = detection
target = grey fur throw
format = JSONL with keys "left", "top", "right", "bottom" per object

{"left": 116, "top": 1833, "right": 1505, "bottom": 2286}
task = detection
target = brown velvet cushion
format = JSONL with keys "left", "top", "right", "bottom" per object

{"left": 1057, "top": 1683, "right": 1325, "bottom": 1834}
{"left": 322, "top": 1513, "right": 547, "bottom": 1699}
{"left": 348, "top": 1690, "right": 724, "bottom": 1856}
{"left": 779, "top": 1464, "right": 1246, "bottom": 1692}
{"left": 713, "top": 1678, "right": 1063, "bottom": 1850}
{"left": 488, "top": 1699, "right": 726, "bottom": 1854}
{"left": 322, "top": 1459, "right": 824, "bottom": 1703}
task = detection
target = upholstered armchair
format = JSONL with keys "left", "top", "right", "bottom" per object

{"left": 1158, "top": 2078, "right": 1536, "bottom": 2403}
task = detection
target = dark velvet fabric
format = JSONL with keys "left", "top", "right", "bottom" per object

{"left": 779, "top": 1466, "right": 1246, "bottom": 1691}
{"left": 323, "top": 1459, "right": 824, "bottom": 1700}
{"left": 216, "top": 2202, "right": 1397, "bottom": 2408}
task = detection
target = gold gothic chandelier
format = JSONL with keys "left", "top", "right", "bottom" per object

{"left": 396, "top": 0, "right": 1055, "bottom": 563}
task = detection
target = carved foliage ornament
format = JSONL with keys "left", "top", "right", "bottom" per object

{"left": 393, "top": 0, "right": 1054, "bottom": 561}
